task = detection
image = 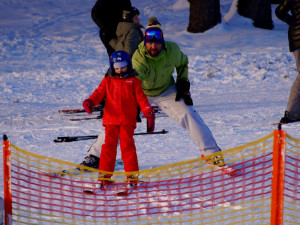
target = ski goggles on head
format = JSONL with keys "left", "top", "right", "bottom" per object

{"left": 145, "top": 29, "right": 163, "bottom": 42}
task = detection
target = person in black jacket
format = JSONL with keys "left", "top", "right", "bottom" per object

{"left": 276, "top": 0, "right": 300, "bottom": 123}
{"left": 91, "top": 0, "right": 132, "bottom": 56}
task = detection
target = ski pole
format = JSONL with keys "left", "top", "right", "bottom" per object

{"left": 54, "top": 129, "right": 168, "bottom": 143}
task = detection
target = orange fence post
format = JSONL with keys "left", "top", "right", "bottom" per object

{"left": 3, "top": 135, "right": 12, "bottom": 225}
{"left": 270, "top": 129, "right": 286, "bottom": 225}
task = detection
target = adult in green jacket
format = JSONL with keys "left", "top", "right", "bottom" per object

{"left": 80, "top": 17, "right": 235, "bottom": 175}
{"left": 132, "top": 40, "right": 188, "bottom": 97}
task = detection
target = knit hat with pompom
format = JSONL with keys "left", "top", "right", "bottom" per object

{"left": 144, "top": 17, "right": 164, "bottom": 45}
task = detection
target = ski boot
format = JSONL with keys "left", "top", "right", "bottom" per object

{"left": 80, "top": 155, "right": 99, "bottom": 170}
{"left": 203, "top": 153, "right": 237, "bottom": 176}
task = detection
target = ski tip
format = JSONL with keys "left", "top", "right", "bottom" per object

{"left": 271, "top": 122, "right": 282, "bottom": 126}
{"left": 116, "top": 191, "right": 129, "bottom": 196}
{"left": 116, "top": 183, "right": 140, "bottom": 196}
{"left": 162, "top": 129, "right": 168, "bottom": 134}
{"left": 116, "top": 188, "right": 134, "bottom": 196}
{"left": 83, "top": 189, "right": 96, "bottom": 195}
{"left": 271, "top": 122, "right": 283, "bottom": 130}
{"left": 43, "top": 172, "right": 62, "bottom": 180}
{"left": 224, "top": 168, "right": 240, "bottom": 176}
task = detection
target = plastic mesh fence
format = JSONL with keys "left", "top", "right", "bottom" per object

{"left": 4, "top": 131, "right": 298, "bottom": 224}
{"left": 283, "top": 134, "right": 300, "bottom": 225}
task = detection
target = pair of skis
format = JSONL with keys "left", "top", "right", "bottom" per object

{"left": 49, "top": 105, "right": 169, "bottom": 180}
{"left": 83, "top": 182, "right": 143, "bottom": 196}
{"left": 55, "top": 104, "right": 169, "bottom": 142}
{"left": 44, "top": 168, "right": 139, "bottom": 196}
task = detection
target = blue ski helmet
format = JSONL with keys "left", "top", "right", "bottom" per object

{"left": 109, "top": 51, "right": 133, "bottom": 75}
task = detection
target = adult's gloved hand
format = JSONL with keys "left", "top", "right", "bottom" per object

{"left": 145, "top": 111, "right": 155, "bottom": 133}
{"left": 175, "top": 79, "right": 193, "bottom": 106}
{"left": 82, "top": 99, "right": 93, "bottom": 114}
{"left": 182, "top": 92, "right": 193, "bottom": 106}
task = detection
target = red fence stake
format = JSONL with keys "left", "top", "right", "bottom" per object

{"left": 271, "top": 129, "right": 286, "bottom": 225}
{"left": 3, "top": 135, "right": 12, "bottom": 225}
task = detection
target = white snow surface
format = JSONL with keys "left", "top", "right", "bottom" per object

{"left": 1, "top": 0, "right": 300, "bottom": 197}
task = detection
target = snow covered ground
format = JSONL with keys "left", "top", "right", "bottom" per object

{"left": 1, "top": 0, "right": 300, "bottom": 199}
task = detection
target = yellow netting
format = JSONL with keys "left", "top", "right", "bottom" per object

{"left": 3, "top": 131, "right": 299, "bottom": 224}
{"left": 283, "top": 134, "right": 300, "bottom": 225}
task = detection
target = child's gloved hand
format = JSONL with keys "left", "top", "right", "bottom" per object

{"left": 82, "top": 99, "right": 93, "bottom": 114}
{"left": 145, "top": 111, "right": 155, "bottom": 133}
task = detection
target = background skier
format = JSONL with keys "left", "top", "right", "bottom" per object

{"left": 276, "top": 0, "right": 300, "bottom": 123}
{"left": 109, "top": 6, "right": 144, "bottom": 57}
{"left": 91, "top": 0, "right": 132, "bottom": 56}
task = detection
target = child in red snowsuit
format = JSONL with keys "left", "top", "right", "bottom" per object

{"left": 82, "top": 50, "right": 155, "bottom": 186}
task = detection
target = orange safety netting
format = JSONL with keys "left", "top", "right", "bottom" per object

{"left": 2, "top": 131, "right": 300, "bottom": 224}
{"left": 283, "top": 133, "right": 300, "bottom": 225}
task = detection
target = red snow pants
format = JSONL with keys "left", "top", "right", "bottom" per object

{"left": 99, "top": 125, "right": 139, "bottom": 175}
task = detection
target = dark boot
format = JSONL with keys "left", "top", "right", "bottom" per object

{"left": 280, "top": 111, "right": 300, "bottom": 124}
{"left": 80, "top": 155, "right": 100, "bottom": 169}
{"left": 127, "top": 175, "right": 139, "bottom": 187}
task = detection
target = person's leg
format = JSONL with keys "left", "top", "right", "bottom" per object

{"left": 98, "top": 125, "right": 119, "bottom": 174}
{"left": 286, "top": 49, "right": 300, "bottom": 119}
{"left": 150, "top": 84, "right": 221, "bottom": 156}
{"left": 281, "top": 49, "right": 300, "bottom": 123}
{"left": 119, "top": 125, "right": 139, "bottom": 186}
{"left": 87, "top": 131, "right": 105, "bottom": 156}
{"left": 79, "top": 131, "right": 104, "bottom": 168}
{"left": 150, "top": 85, "right": 239, "bottom": 175}
{"left": 293, "top": 48, "right": 300, "bottom": 73}
{"left": 119, "top": 125, "right": 139, "bottom": 173}
{"left": 286, "top": 72, "right": 300, "bottom": 119}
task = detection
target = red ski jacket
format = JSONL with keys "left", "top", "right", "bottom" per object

{"left": 88, "top": 73, "right": 153, "bottom": 128}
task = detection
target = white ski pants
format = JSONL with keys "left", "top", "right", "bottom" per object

{"left": 88, "top": 84, "right": 221, "bottom": 157}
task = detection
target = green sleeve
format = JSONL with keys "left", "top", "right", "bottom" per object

{"left": 173, "top": 43, "right": 189, "bottom": 81}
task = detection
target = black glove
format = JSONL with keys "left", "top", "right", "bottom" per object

{"left": 136, "top": 106, "right": 142, "bottom": 123}
{"left": 182, "top": 92, "right": 193, "bottom": 106}
{"left": 175, "top": 79, "right": 193, "bottom": 106}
